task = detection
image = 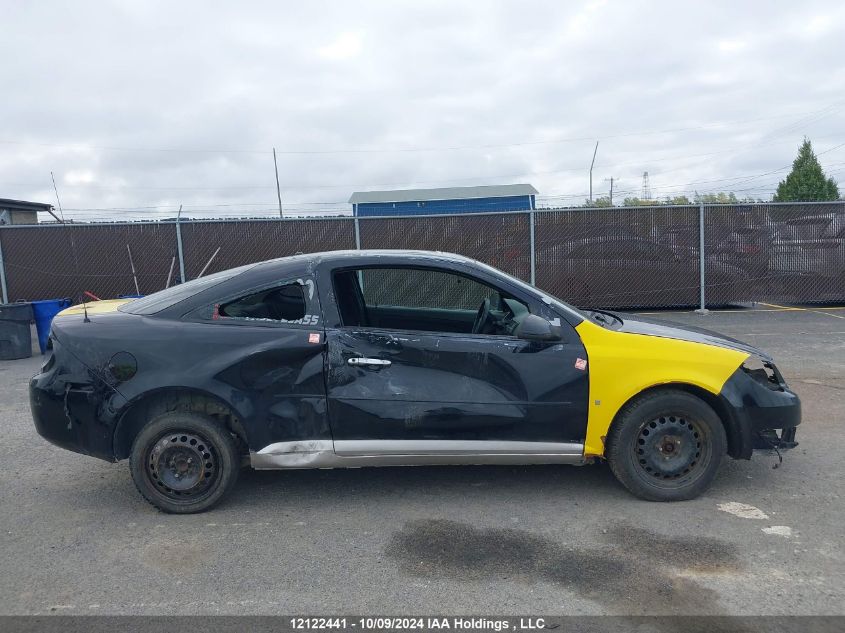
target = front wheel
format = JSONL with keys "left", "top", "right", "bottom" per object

{"left": 129, "top": 411, "right": 240, "bottom": 513}
{"left": 606, "top": 390, "right": 726, "bottom": 501}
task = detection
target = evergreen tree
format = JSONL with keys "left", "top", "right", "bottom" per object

{"left": 774, "top": 139, "right": 840, "bottom": 201}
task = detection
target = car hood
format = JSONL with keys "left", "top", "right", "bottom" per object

{"left": 617, "top": 314, "right": 771, "bottom": 361}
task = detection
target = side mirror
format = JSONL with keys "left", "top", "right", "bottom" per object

{"left": 515, "top": 314, "right": 561, "bottom": 342}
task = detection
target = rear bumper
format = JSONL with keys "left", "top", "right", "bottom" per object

{"left": 719, "top": 364, "right": 801, "bottom": 459}
{"left": 29, "top": 357, "right": 118, "bottom": 462}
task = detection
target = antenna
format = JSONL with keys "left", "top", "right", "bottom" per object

{"left": 49, "top": 172, "right": 66, "bottom": 224}
{"left": 641, "top": 171, "right": 652, "bottom": 200}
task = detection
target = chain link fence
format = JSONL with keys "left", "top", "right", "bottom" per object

{"left": 178, "top": 217, "right": 355, "bottom": 279}
{"left": 358, "top": 212, "right": 533, "bottom": 281}
{"left": 0, "top": 201, "right": 843, "bottom": 309}
{"left": 0, "top": 222, "right": 178, "bottom": 301}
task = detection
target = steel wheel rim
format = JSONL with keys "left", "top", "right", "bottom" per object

{"left": 633, "top": 414, "right": 712, "bottom": 487}
{"left": 147, "top": 432, "right": 218, "bottom": 500}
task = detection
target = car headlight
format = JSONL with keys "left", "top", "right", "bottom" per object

{"left": 741, "top": 356, "right": 785, "bottom": 391}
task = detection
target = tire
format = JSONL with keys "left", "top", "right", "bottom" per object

{"left": 606, "top": 389, "right": 726, "bottom": 501}
{"left": 129, "top": 411, "right": 240, "bottom": 514}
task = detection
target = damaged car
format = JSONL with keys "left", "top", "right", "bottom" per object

{"left": 30, "top": 250, "right": 800, "bottom": 513}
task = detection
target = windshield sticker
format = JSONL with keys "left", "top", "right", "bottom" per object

{"left": 308, "top": 332, "right": 321, "bottom": 344}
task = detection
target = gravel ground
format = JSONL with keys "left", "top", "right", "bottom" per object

{"left": 0, "top": 306, "right": 843, "bottom": 615}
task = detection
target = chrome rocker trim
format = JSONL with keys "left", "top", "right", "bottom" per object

{"left": 250, "top": 439, "right": 586, "bottom": 469}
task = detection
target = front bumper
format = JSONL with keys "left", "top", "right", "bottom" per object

{"left": 719, "top": 363, "right": 801, "bottom": 459}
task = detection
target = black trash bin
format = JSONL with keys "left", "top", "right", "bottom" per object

{"left": 0, "top": 302, "right": 34, "bottom": 360}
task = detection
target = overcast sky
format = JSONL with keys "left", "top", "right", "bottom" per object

{"left": 1, "top": 0, "right": 843, "bottom": 220}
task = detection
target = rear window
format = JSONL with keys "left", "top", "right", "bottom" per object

{"left": 119, "top": 264, "right": 254, "bottom": 315}
{"left": 219, "top": 283, "right": 306, "bottom": 321}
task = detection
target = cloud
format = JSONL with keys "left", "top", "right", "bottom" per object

{"left": 0, "top": 0, "right": 842, "bottom": 221}
{"left": 717, "top": 39, "right": 748, "bottom": 52}
{"left": 318, "top": 31, "right": 364, "bottom": 61}
{"left": 803, "top": 14, "right": 835, "bottom": 36}
{"left": 64, "top": 170, "right": 97, "bottom": 185}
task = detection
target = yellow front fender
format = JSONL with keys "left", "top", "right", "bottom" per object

{"left": 575, "top": 320, "right": 748, "bottom": 457}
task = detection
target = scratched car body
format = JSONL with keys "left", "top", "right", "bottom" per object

{"left": 30, "top": 250, "right": 801, "bottom": 513}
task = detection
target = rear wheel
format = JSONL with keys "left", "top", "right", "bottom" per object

{"left": 129, "top": 411, "right": 240, "bottom": 513}
{"left": 606, "top": 390, "right": 726, "bottom": 501}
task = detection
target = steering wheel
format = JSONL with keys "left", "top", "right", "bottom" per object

{"left": 472, "top": 298, "right": 492, "bottom": 334}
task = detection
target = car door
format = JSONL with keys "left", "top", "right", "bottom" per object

{"left": 317, "top": 263, "right": 589, "bottom": 456}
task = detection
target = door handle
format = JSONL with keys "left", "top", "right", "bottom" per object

{"left": 347, "top": 357, "right": 392, "bottom": 367}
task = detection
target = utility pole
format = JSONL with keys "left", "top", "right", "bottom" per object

{"left": 604, "top": 177, "right": 616, "bottom": 205}
{"left": 589, "top": 141, "right": 599, "bottom": 204}
{"left": 273, "top": 148, "right": 284, "bottom": 219}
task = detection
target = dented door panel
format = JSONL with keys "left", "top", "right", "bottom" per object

{"left": 324, "top": 328, "right": 589, "bottom": 444}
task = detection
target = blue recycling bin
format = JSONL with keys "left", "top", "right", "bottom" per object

{"left": 31, "top": 298, "right": 72, "bottom": 354}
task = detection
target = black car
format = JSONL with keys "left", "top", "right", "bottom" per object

{"left": 30, "top": 250, "right": 800, "bottom": 513}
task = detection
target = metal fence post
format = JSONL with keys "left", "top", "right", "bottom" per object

{"left": 529, "top": 209, "right": 536, "bottom": 286}
{"left": 695, "top": 202, "right": 708, "bottom": 315}
{"left": 176, "top": 205, "right": 186, "bottom": 283}
{"left": 354, "top": 217, "right": 361, "bottom": 250}
{"left": 0, "top": 231, "right": 8, "bottom": 303}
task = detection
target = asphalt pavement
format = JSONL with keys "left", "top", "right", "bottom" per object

{"left": 0, "top": 306, "right": 843, "bottom": 615}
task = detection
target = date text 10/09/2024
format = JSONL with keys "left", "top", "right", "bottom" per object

{"left": 290, "top": 618, "right": 549, "bottom": 631}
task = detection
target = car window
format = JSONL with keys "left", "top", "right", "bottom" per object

{"left": 334, "top": 267, "right": 529, "bottom": 336}
{"left": 195, "top": 278, "right": 320, "bottom": 326}
{"left": 119, "top": 264, "right": 255, "bottom": 315}
{"left": 786, "top": 216, "right": 833, "bottom": 240}
{"left": 360, "top": 267, "right": 498, "bottom": 310}
{"left": 820, "top": 215, "right": 844, "bottom": 239}
{"left": 219, "top": 283, "right": 306, "bottom": 321}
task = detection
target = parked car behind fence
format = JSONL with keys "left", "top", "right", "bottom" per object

{"left": 1, "top": 202, "right": 843, "bottom": 310}
{"left": 769, "top": 212, "right": 845, "bottom": 300}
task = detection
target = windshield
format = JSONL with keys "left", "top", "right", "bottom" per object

{"left": 118, "top": 264, "right": 256, "bottom": 315}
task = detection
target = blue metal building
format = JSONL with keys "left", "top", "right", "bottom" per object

{"left": 349, "top": 183, "right": 538, "bottom": 217}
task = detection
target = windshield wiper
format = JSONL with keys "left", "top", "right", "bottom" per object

{"left": 590, "top": 309, "right": 623, "bottom": 327}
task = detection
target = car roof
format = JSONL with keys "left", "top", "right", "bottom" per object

{"left": 124, "top": 248, "right": 586, "bottom": 327}
{"left": 135, "top": 250, "right": 482, "bottom": 318}
{"left": 248, "top": 249, "right": 482, "bottom": 277}
{"left": 259, "top": 249, "right": 478, "bottom": 267}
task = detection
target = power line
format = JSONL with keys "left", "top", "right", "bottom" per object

{"left": 8, "top": 134, "right": 841, "bottom": 196}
